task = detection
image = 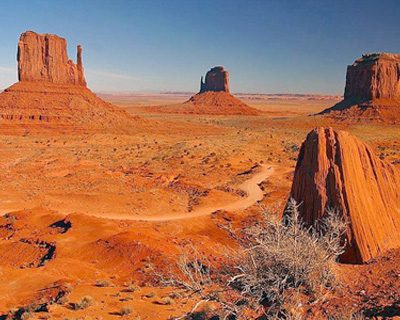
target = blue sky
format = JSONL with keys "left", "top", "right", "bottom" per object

{"left": 0, "top": 0, "right": 399, "bottom": 94}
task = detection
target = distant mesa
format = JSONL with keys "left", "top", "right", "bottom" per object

{"left": 320, "top": 53, "right": 400, "bottom": 123}
{"left": 286, "top": 127, "right": 400, "bottom": 263}
{"left": 200, "top": 66, "right": 230, "bottom": 93}
{"left": 182, "top": 66, "right": 260, "bottom": 115}
{"left": 343, "top": 53, "right": 400, "bottom": 101}
{"left": 141, "top": 66, "right": 260, "bottom": 115}
{"left": 0, "top": 31, "right": 144, "bottom": 133}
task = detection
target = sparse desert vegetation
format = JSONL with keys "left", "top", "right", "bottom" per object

{"left": 71, "top": 296, "right": 94, "bottom": 310}
{"left": 0, "top": 2, "right": 399, "bottom": 319}
{"left": 157, "top": 199, "right": 347, "bottom": 319}
{"left": 0, "top": 91, "right": 399, "bottom": 319}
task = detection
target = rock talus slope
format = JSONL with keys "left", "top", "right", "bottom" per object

{"left": 288, "top": 127, "right": 400, "bottom": 263}
{"left": 0, "top": 31, "right": 145, "bottom": 133}
{"left": 183, "top": 66, "right": 260, "bottom": 115}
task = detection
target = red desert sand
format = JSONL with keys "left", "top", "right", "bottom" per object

{"left": 0, "top": 31, "right": 399, "bottom": 319}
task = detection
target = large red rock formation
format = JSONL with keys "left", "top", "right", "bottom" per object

{"left": 200, "top": 66, "right": 230, "bottom": 93}
{"left": 168, "top": 66, "right": 260, "bottom": 115}
{"left": 287, "top": 127, "right": 400, "bottom": 263}
{"left": 17, "top": 31, "right": 86, "bottom": 86}
{"left": 0, "top": 81, "right": 145, "bottom": 133}
{"left": 344, "top": 53, "right": 400, "bottom": 101}
{"left": 320, "top": 53, "right": 400, "bottom": 123}
{"left": 182, "top": 91, "right": 259, "bottom": 115}
{"left": 0, "top": 31, "right": 146, "bottom": 133}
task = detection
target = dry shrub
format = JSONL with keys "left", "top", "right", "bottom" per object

{"left": 228, "top": 198, "right": 347, "bottom": 318}
{"left": 328, "top": 311, "right": 366, "bottom": 320}
{"left": 164, "top": 199, "right": 346, "bottom": 319}
{"left": 143, "top": 291, "right": 156, "bottom": 298}
{"left": 154, "top": 246, "right": 227, "bottom": 319}
{"left": 71, "top": 296, "right": 94, "bottom": 310}
{"left": 119, "top": 306, "right": 133, "bottom": 316}
{"left": 122, "top": 284, "right": 139, "bottom": 293}
{"left": 95, "top": 279, "right": 112, "bottom": 287}
{"left": 20, "top": 311, "right": 33, "bottom": 320}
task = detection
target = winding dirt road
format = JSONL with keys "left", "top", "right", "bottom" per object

{"left": 90, "top": 165, "right": 274, "bottom": 222}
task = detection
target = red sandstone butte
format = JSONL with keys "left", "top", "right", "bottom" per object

{"left": 344, "top": 53, "right": 400, "bottom": 100}
{"left": 0, "top": 31, "right": 144, "bottom": 133}
{"left": 320, "top": 53, "right": 400, "bottom": 123}
{"left": 179, "top": 66, "right": 259, "bottom": 115}
{"left": 200, "top": 66, "right": 230, "bottom": 93}
{"left": 17, "top": 31, "right": 86, "bottom": 86}
{"left": 287, "top": 127, "right": 400, "bottom": 263}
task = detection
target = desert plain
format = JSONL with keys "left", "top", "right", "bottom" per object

{"left": 0, "top": 25, "right": 399, "bottom": 320}
{"left": 1, "top": 90, "right": 399, "bottom": 319}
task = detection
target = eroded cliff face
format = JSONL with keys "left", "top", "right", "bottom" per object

{"left": 0, "top": 31, "right": 144, "bottom": 133}
{"left": 287, "top": 127, "right": 400, "bottom": 263}
{"left": 200, "top": 66, "right": 230, "bottom": 93}
{"left": 320, "top": 53, "right": 400, "bottom": 123}
{"left": 344, "top": 53, "right": 400, "bottom": 101}
{"left": 17, "top": 31, "right": 86, "bottom": 86}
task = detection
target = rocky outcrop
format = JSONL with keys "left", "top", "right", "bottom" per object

{"left": 320, "top": 53, "right": 400, "bottom": 123}
{"left": 17, "top": 31, "right": 86, "bottom": 86}
{"left": 344, "top": 53, "right": 400, "bottom": 101}
{"left": 0, "top": 31, "right": 147, "bottom": 133}
{"left": 183, "top": 91, "right": 260, "bottom": 115}
{"left": 200, "top": 66, "right": 230, "bottom": 93}
{"left": 287, "top": 127, "right": 400, "bottom": 263}
{"left": 171, "top": 66, "right": 260, "bottom": 115}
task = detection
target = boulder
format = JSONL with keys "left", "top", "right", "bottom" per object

{"left": 287, "top": 127, "right": 400, "bottom": 263}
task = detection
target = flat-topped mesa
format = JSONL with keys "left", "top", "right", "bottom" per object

{"left": 286, "top": 127, "right": 400, "bottom": 263}
{"left": 344, "top": 53, "right": 400, "bottom": 102}
{"left": 200, "top": 66, "right": 230, "bottom": 93}
{"left": 319, "top": 52, "right": 400, "bottom": 123}
{"left": 17, "top": 31, "right": 86, "bottom": 86}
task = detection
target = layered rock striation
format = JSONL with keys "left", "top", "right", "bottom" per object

{"left": 287, "top": 127, "right": 400, "bottom": 263}
{"left": 0, "top": 31, "right": 145, "bottom": 133}
{"left": 320, "top": 53, "right": 400, "bottom": 123}
{"left": 17, "top": 31, "right": 86, "bottom": 86}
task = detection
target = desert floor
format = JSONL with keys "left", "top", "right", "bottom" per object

{"left": 1, "top": 93, "right": 399, "bottom": 319}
